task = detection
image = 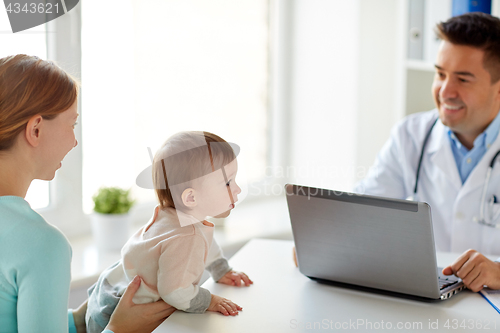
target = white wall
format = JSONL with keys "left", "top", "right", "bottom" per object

{"left": 287, "top": 0, "right": 360, "bottom": 192}
{"left": 282, "top": 0, "right": 400, "bottom": 191}
{"left": 355, "top": 0, "right": 400, "bottom": 180}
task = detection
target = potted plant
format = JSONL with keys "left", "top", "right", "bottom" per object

{"left": 90, "top": 187, "right": 135, "bottom": 252}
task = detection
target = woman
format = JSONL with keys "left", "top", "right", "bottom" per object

{"left": 0, "top": 54, "right": 174, "bottom": 333}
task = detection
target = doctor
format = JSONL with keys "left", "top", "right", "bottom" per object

{"left": 355, "top": 12, "right": 500, "bottom": 292}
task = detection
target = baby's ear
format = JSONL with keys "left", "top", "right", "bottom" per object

{"left": 181, "top": 188, "right": 197, "bottom": 208}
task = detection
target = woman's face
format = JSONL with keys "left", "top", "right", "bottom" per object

{"left": 37, "top": 101, "right": 79, "bottom": 180}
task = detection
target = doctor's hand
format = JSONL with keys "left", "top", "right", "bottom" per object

{"left": 442, "top": 249, "right": 500, "bottom": 292}
{"left": 292, "top": 246, "right": 298, "bottom": 267}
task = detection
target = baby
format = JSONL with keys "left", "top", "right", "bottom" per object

{"left": 86, "top": 131, "right": 253, "bottom": 333}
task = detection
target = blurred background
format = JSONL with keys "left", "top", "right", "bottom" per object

{"left": 2, "top": 0, "right": 496, "bottom": 244}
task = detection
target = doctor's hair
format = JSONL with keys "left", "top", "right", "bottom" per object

{"left": 0, "top": 54, "right": 79, "bottom": 151}
{"left": 152, "top": 131, "right": 236, "bottom": 209}
{"left": 436, "top": 12, "right": 500, "bottom": 83}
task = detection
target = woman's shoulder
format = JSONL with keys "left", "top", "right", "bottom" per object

{"left": 0, "top": 196, "right": 70, "bottom": 251}
{"left": 0, "top": 197, "right": 71, "bottom": 280}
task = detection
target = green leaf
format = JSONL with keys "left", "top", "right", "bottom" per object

{"left": 92, "top": 187, "right": 135, "bottom": 215}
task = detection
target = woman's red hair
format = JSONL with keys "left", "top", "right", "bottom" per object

{"left": 0, "top": 54, "right": 79, "bottom": 151}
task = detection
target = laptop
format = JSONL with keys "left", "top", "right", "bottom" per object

{"left": 285, "top": 184, "right": 465, "bottom": 301}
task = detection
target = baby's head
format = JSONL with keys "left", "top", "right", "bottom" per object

{"left": 153, "top": 131, "right": 240, "bottom": 222}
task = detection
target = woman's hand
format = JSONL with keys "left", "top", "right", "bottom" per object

{"left": 72, "top": 300, "right": 88, "bottom": 333}
{"left": 105, "top": 276, "right": 176, "bottom": 333}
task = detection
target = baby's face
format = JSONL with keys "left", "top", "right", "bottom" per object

{"left": 194, "top": 159, "right": 241, "bottom": 219}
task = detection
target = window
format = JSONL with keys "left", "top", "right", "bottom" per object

{"left": 82, "top": 0, "right": 270, "bottom": 212}
{"left": 0, "top": 9, "right": 49, "bottom": 209}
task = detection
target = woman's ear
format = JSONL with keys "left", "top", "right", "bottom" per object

{"left": 181, "top": 188, "right": 197, "bottom": 208}
{"left": 25, "top": 115, "right": 43, "bottom": 147}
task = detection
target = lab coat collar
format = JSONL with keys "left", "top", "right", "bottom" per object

{"left": 427, "top": 116, "right": 445, "bottom": 154}
{"left": 485, "top": 110, "right": 500, "bottom": 148}
{"left": 459, "top": 130, "right": 500, "bottom": 198}
{"left": 424, "top": 114, "right": 500, "bottom": 197}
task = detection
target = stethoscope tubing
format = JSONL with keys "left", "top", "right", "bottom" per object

{"left": 490, "top": 150, "right": 500, "bottom": 168}
{"left": 413, "top": 116, "right": 500, "bottom": 227}
{"left": 413, "top": 117, "right": 439, "bottom": 195}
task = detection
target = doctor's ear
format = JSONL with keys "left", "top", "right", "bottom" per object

{"left": 181, "top": 188, "right": 198, "bottom": 208}
{"left": 25, "top": 115, "right": 43, "bottom": 147}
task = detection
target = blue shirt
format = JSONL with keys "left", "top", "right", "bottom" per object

{"left": 448, "top": 111, "right": 500, "bottom": 184}
{"left": 0, "top": 196, "right": 76, "bottom": 333}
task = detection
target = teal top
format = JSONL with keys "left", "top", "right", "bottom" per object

{"left": 0, "top": 196, "right": 77, "bottom": 333}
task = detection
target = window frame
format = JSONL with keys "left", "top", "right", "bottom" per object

{"left": 36, "top": 0, "right": 291, "bottom": 238}
{"left": 36, "top": 5, "right": 88, "bottom": 238}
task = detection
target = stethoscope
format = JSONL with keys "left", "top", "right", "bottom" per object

{"left": 411, "top": 117, "right": 500, "bottom": 228}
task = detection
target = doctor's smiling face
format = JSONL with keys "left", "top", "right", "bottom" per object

{"left": 432, "top": 41, "right": 500, "bottom": 149}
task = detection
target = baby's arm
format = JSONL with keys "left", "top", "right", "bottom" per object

{"left": 205, "top": 237, "right": 232, "bottom": 281}
{"left": 205, "top": 238, "right": 253, "bottom": 286}
{"left": 158, "top": 234, "right": 211, "bottom": 313}
{"left": 158, "top": 235, "right": 241, "bottom": 316}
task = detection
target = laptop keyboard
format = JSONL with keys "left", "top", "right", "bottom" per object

{"left": 439, "top": 276, "right": 459, "bottom": 290}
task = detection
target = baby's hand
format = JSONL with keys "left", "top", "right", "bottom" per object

{"left": 217, "top": 270, "right": 253, "bottom": 287}
{"left": 207, "top": 294, "right": 242, "bottom": 316}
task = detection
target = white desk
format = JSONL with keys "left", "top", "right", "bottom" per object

{"left": 155, "top": 239, "right": 500, "bottom": 332}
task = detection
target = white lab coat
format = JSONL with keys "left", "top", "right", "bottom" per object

{"left": 355, "top": 110, "right": 500, "bottom": 256}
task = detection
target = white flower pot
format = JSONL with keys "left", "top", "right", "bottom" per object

{"left": 90, "top": 213, "right": 131, "bottom": 252}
